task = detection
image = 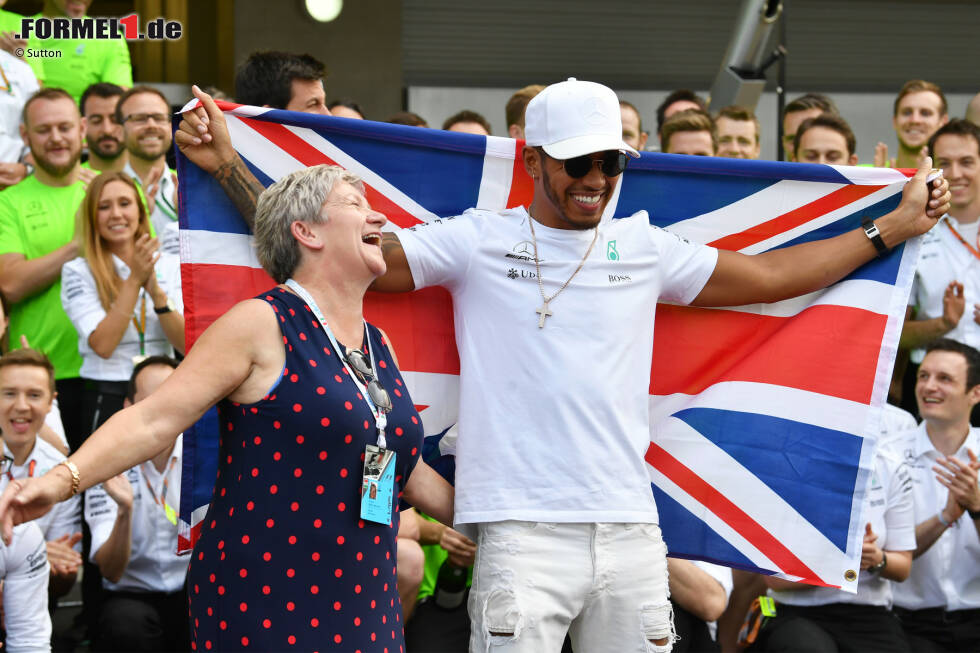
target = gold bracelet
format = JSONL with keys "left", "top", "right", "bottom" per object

{"left": 59, "top": 460, "right": 80, "bottom": 499}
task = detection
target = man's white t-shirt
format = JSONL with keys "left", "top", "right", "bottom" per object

{"left": 398, "top": 207, "right": 718, "bottom": 525}
{"left": 1, "top": 522, "right": 51, "bottom": 652}
{"left": 910, "top": 215, "right": 980, "bottom": 361}
{"left": 85, "top": 436, "right": 187, "bottom": 593}
{"left": 886, "top": 424, "right": 980, "bottom": 610}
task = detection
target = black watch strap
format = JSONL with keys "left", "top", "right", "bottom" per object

{"left": 153, "top": 301, "right": 172, "bottom": 315}
{"left": 969, "top": 508, "right": 980, "bottom": 520}
{"left": 862, "top": 219, "right": 888, "bottom": 257}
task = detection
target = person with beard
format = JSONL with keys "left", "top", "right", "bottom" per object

{"left": 117, "top": 86, "right": 178, "bottom": 255}
{"left": 80, "top": 83, "right": 127, "bottom": 174}
{"left": 0, "top": 87, "right": 87, "bottom": 456}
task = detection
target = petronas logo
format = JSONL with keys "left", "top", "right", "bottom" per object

{"left": 606, "top": 240, "right": 620, "bottom": 261}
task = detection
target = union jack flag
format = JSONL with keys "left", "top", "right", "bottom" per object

{"left": 176, "top": 102, "right": 921, "bottom": 592}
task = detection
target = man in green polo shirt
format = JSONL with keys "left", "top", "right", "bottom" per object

{"left": 21, "top": 0, "right": 132, "bottom": 105}
{"left": 0, "top": 87, "right": 86, "bottom": 450}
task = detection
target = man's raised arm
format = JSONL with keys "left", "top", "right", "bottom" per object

{"left": 175, "top": 85, "right": 265, "bottom": 229}
{"left": 176, "top": 86, "right": 417, "bottom": 292}
{"left": 693, "top": 159, "right": 950, "bottom": 308}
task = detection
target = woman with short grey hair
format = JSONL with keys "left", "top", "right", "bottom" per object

{"left": 0, "top": 164, "right": 454, "bottom": 651}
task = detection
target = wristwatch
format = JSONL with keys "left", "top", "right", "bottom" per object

{"left": 968, "top": 507, "right": 980, "bottom": 520}
{"left": 862, "top": 219, "right": 888, "bottom": 258}
{"left": 868, "top": 551, "right": 887, "bottom": 574}
{"left": 154, "top": 298, "right": 176, "bottom": 315}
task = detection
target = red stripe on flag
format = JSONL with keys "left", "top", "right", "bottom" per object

{"left": 237, "top": 118, "right": 423, "bottom": 229}
{"left": 506, "top": 139, "right": 534, "bottom": 208}
{"left": 708, "top": 184, "right": 885, "bottom": 251}
{"left": 182, "top": 263, "right": 275, "bottom": 350}
{"left": 645, "top": 442, "right": 835, "bottom": 587}
{"left": 651, "top": 304, "right": 887, "bottom": 404}
{"left": 364, "top": 288, "right": 460, "bottom": 375}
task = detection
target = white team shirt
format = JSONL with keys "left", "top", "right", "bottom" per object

{"left": 85, "top": 437, "right": 187, "bottom": 593}
{"left": 1, "top": 439, "right": 81, "bottom": 545}
{"left": 692, "top": 560, "right": 732, "bottom": 640}
{"left": 398, "top": 207, "right": 718, "bottom": 525}
{"left": 123, "top": 162, "right": 179, "bottom": 255}
{"left": 770, "top": 449, "right": 915, "bottom": 607}
{"left": 61, "top": 252, "right": 183, "bottom": 381}
{"left": 0, "top": 51, "right": 38, "bottom": 163}
{"left": 910, "top": 215, "right": 980, "bottom": 362}
{"left": 0, "top": 522, "right": 51, "bottom": 652}
{"left": 886, "top": 423, "right": 980, "bottom": 610}
{"left": 878, "top": 403, "right": 917, "bottom": 446}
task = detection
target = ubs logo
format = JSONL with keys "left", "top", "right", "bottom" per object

{"left": 507, "top": 268, "right": 536, "bottom": 280}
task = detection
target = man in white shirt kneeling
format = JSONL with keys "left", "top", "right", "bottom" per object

{"left": 84, "top": 355, "right": 189, "bottom": 651}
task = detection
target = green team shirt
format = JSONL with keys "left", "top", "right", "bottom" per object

{"left": 25, "top": 13, "right": 132, "bottom": 104}
{"left": 0, "top": 8, "right": 23, "bottom": 34}
{"left": 0, "top": 175, "right": 86, "bottom": 378}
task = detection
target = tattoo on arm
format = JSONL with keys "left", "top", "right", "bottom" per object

{"left": 214, "top": 158, "right": 264, "bottom": 230}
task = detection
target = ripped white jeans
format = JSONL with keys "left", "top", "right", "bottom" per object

{"left": 468, "top": 521, "right": 674, "bottom": 653}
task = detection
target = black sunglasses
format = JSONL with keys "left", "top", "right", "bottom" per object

{"left": 561, "top": 151, "right": 629, "bottom": 178}
{"left": 345, "top": 349, "right": 393, "bottom": 413}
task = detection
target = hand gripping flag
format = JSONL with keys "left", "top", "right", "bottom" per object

{"left": 176, "top": 102, "right": 921, "bottom": 592}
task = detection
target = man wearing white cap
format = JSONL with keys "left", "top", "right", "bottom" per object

{"left": 175, "top": 79, "right": 950, "bottom": 652}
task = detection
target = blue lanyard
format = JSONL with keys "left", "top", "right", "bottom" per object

{"left": 284, "top": 279, "right": 388, "bottom": 447}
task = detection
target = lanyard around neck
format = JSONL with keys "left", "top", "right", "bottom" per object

{"left": 131, "top": 292, "right": 146, "bottom": 356}
{"left": 140, "top": 457, "right": 178, "bottom": 525}
{"left": 7, "top": 459, "right": 35, "bottom": 481}
{"left": 945, "top": 220, "right": 980, "bottom": 261}
{"left": 284, "top": 280, "right": 388, "bottom": 447}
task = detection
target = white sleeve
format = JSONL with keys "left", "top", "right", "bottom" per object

{"left": 883, "top": 458, "right": 916, "bottom": 552}
{"left": 43, "top": 492, "right": 81, "bottom": 549}
{"left": 3, "top": 523, "right": 52, "bottom": 652}
{"left": 60, "top": 257, "right": 107, "bottom": 341}
{"left": 653, "top": 226, "right": 718, "bottom": 305}
{"left": 395, "top": 211, "right": 483, "bottom": 291}
{"left": 84, "top": 482, "right": 120, "bottom": 562}
{"left": 692, "top": 560, "right": 733, "bottom": 602}
{"left": 158, "top": 252, "right": 184, "bottom": 313}
{"left": 43, "top": 398, "right": 68, "bottom": 451}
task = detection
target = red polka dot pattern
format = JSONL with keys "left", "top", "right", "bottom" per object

{"left": 187, "top": 289, "right": 421, "bottom": 651}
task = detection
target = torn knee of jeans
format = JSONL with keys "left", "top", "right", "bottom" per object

{"left": 484, "top": 588, "right": 522, "bottom": 639}
{"left": 641, "top": 601, "right": 676, "bottom": 648}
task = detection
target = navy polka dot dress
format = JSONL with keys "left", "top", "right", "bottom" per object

{"left": 188, "top": 287, "right": 422, "bottom": 652}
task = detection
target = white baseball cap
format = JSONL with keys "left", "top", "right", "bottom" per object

{"left": 524, "top": 78, "right": 640, "bottom": 160}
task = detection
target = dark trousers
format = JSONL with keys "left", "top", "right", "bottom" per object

{"left": 894, "top": 606, "right": 980, "bottom": 653}
{"left": 55, "top": 377, "right": 87, "bottom": 453}
{"left": 672, "top": 602, "right": 719, "bottom": 653}
{"left": 77, "top": 379, "right": 128, "bottom": 641}
{"left": 93, "top": 589, "right": 191, "bottom": 652}
{"left": 753, "top": 602, "right": 910, "bottom": 653}
{"left": 404, "top": 593, "right": 472, "bottom": 652}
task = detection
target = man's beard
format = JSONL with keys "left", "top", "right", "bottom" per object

{"left": 127, "top": 132, "right": 171, "bottom": 162}
{"left": 88, "top": 136, "right": 123, "bottom": 160}
{"left": 540, "top": 164, "right": 604, "bottom": 231}
{"left": 32, "top": 144, "right": 80, "bottom": 177}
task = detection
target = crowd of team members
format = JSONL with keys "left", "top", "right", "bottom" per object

{"left": 0, "top": 1, "right": 975, "bottom": 651}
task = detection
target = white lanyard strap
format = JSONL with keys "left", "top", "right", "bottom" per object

{"left": 284, "top": 280, "right": 388, "bottom": 447}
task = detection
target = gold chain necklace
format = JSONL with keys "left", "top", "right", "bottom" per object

{"left": 527, "top": 214, "right": 599, "bottom": 328}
